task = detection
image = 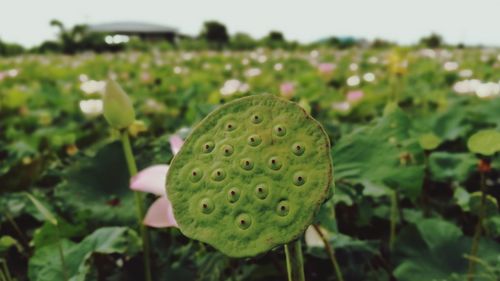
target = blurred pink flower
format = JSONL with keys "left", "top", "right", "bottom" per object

{"left": 318, "top": 63, "right": 335, "bottom": 76}
{"left": 280, "top": 82, "right": 295, "bottom": 99}
{"left": 346, "top": 90, "right": 364, "bottom": 103}
{"left": 129, "top": 134, "right": 184, "bottom": 228}
{"left": 169, "top": 134, "right": 183, "bottom": 155}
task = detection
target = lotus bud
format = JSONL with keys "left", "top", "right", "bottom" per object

{"left": 103, "top": 79, "right": 135, "bottom": 129}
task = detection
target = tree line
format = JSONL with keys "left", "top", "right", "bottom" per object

{"left": 0, "top": 20, "right": 448, "bottom": 56}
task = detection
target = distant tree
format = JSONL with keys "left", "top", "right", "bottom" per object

{"left": 35, "top": 40, "right": 62, "bottom": 53}
{"left": 230, "top": 32, "right": 257, "bottom": 50}
{"left": 371, "top": 38, "right": 394, "bottom": 49}
{"left": 0, "top": 38, "right": 25, "bottom": 56}
{"left": 419, "top": 33, "right": 443, "bottom": 48}
{"left": 46, "top": 19, "right": 118, "bottom": 53}
{"left": 199, "top": 21, "right": 229, "bottom": 48}
{"left": 267, "top": 31, "right": 285, "bottom": 42}
{"left": 262, "top": 31, "right": 287, "bottom": 49}
{"left": 324, "top": 36, "right": 358, "bottom": 49}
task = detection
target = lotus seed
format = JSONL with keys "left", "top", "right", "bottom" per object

{"left": 211, "top": 169, "right": 226, "bottom": 181}
{"left": 277, "top": 201, "right": 290, "bottom": 216}
{"left": 251, "top": 114, "right": 262, "bottom": 124}
{"left": 240, "top": 158, "right": 254, "bottom": 170}
{"left": 202, "top": 142, "right": 215, "bottom": 153}
{"left": 268, "top": 157, "right": 282, "bottom": 170}
{"left": 190, "top": 168, "right": 203, "bottom": 182}
{"left": 247, "top": 134, "right": 262, "bottom": 146}
{"left": 255, "top": 184, "right": 269, "bottom": 199}
{"left": 292, "top": 143, "right": 305, "bottom": 156}
{"left": 226, "top": 122, "right": 236, "bottom": 131}
{"left": 274, "top": 125, "right": 286, "bottom": 136}
{"left": 222, "top": 144, "right": 234, "bottom": 156}
{"left": 293, "top": 172, "right": 306, "bottom": 186}
{"left": 236, "top": 214, "right": 252, "bottom": 229}
{"left": 227, "top": 188, "right": 240, "bottom": 203}
{"left": 200, "top": 198, "right": 214, "bottom": 214}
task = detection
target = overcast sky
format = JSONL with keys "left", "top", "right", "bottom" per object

{"left": 1, "top": 0, "right": 498, "bottom": 47}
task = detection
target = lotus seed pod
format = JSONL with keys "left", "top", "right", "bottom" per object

{"left": 103, "top": 79, "right": 135, "bottom": 129}
{"left": 167, "top": 95, "right": 333, "bottom": 257}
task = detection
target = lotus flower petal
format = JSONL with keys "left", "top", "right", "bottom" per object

{"left": 169, "top": 134, "right": 184, "bottom": 155}
{"left": 130, "top": 165, "right": 168, "bottom": 196}
{"left": 143, "top": 196, "right": 178, "bottom": 228}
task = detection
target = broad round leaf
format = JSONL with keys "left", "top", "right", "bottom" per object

{"left": 467, "top": 129, "right": 500, "bottom": 156}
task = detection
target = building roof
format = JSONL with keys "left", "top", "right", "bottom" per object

{"left": 88, "top": 21, "right": 178, "bottom": 34}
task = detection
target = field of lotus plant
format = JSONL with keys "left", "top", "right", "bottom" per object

{"left": 1, "top": 46, "right": 500, "bottom": 281}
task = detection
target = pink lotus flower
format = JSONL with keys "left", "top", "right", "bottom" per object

{"left": 280, "top": 82, "right": 295, "bottom": 99}
{"left": 346, "top": 90, "right": 364, "bottom": 103}
{"left": 130, "top": 134, "right": 184, "bottom": 228}
{"left": 318, "top": 63, "right": 335, "bottom": 76}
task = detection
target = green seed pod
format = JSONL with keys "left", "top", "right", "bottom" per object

{"left": 167, "top": 95, "right": 333, "bottom": 257}
{"left": 103, "top": 79, "right": 135, "bottom": 129}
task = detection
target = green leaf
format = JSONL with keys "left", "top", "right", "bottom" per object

{"left": 55, "top": 142, "right": 135, "bottom": 224}
{"left": 428, "top": 152, "right": 477, "bottom": 183}
{"left": 28, "top": 227, "right": 141, "bottom": 281}
{"left": 467, "top": 129, "right": 500, "bottom": 156}
{"left": 394, "top": 218, "right": 500, "bottom": 281}
{"left": 469, "top": 192, "right": 498, "bottom": 217}
{"left": 333, "top": 106, "right": 424, "bottom": 200}
{"left": 415, "top": 218, "right": 461, "bottom": 250}
{"left": 453, "top": 187, "right": 471, "bottom": 212}
{"left": 25, "top": 193, "right": 58, "bottom": 225}
{"left": 0, "top": 236, "right": 20, "bottom": 256}
{"left": 418, "top": 133, "right": 442, "bottom": 150}
{"left": 33, "top": 220, "right": 86, "bottom": 250}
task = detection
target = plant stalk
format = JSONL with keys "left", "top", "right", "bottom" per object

{"left": 312, "top": 224, "right": 344, "bottom": 281}
{"left": 389, "top": 190, "right": 399, "bottom": 251}
{"left": 467, "top": 172, "right": 487, "bottom": 281}
{"left": 55, "top": 223, "right": 68, "bottom": 281}
{"left": 120, "top": 130, "right": 153, "bottom": 281}
{"left": 285, "top": 239, "right": 305, "bottom": 281}
{"left": 0, "top": 259, "right": 12, "bottom": 281}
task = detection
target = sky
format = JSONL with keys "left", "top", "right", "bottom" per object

{"left": 0, "top": 0, "right": 499, "bottom": 47}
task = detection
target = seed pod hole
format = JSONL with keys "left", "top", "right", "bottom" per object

{"left": 247, "top": 134, "right": 262, "bottom": 147}
{"left": 274, "top": 125, "right": 286, "bottom": 136}
{"left": 251, "top": 114, "right": 262, "bottom": 124}
{"left": 292, "top": 143, "right": 305, "bottom": 156}
{"left": 240, "top": 158, "right": 254, "bottom": 170}
{"left": 202, "top": 141, "right": 215, "bottom": 153}
{"left": 227, "top": 188, "right": 240, "bottom": 203}
{"left": 190, "top": 168, "right": 203, "bottom": 182}
{"left": 293, "top": 172, "right": 306, "bottom": 186}
{"left": 222, "top": 144, "right": 234, "bottom": 156}
{"left": 255, "top": 184, "right": 269, "bottom": 199}
{"left": 225, "top": 122, "right": 236, "bottom": 131}
{"left": 268, "top": 157, "right": 282, "bottom": 170}
{"left": 211, "top": 169, "right": 226, "bottom": 181}
{"left": 276, "top": 201, "right": 290, "bottom": 216}
{"left": 236, "top": 214, "right": 252, "bottom": 229}
{"left": 200, "top": 198, "right": 214, "bottom": 214}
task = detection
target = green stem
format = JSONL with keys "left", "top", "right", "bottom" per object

{"left": 312, "top": 224, "right": 344, "bottom": 281}
{"left": 467, "top": 173, "right": 487, "bottom": 281}
{"left": 389, "top": 190, "right": 398, "bottom": 251}
{"left": 285, "top": 239, "right": 305, "bottom": 281}
{"left": 120, "top": 130, "right": 153, "bottom": 281}
{"left": 4, "top": 210, "right": 29, "bottom": 253}
{"left": 0, "top": 259, "right": 12, "bottom": 281}
{"left": 55, "top": 224, "right": 68, "bottom": 281}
